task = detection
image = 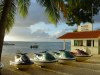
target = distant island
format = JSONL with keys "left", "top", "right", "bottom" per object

{"left": 3, "top": 42, "right": 15, "bottom": 45}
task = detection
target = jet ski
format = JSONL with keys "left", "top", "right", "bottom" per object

{"left": 10, "top": 53, "right": 33, "bottom": 70}
{"left": 33, "top": 51, "right": 57, "bottom": 67}
{"left": 73, "top": 49, "right": 91, "bottom": 62}
{"left": 53, "top": 50, "right": 75, "bottom": 64}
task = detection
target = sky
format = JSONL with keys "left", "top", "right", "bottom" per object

{"left": 4, "top": 0, "right": 100, "bottom": 42}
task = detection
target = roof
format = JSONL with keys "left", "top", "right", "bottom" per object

{"left": 58, "top": 30, "right": 100, "bottom": 39}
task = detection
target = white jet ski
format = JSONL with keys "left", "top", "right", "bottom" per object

{"left": 33, "top": 51, "right": 57, "bottom": 67}
{"left": 10, "top": 53, "right": 33, "bottom": 70}
{"left": 53, "top": 50, "right": 75, "bottom": 64}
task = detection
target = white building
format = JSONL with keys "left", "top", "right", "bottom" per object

{"left": 58, "top": 24, "right": 100, "bottom": 55}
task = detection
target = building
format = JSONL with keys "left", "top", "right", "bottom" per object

{"left": 77, "top": 23, "right": 93, "bottom": 32}
{"left": 58, "top": 30, "right": 100, "bottom": 55}
{"left": 58, "top": 23, "right": 100, "bottom": 55}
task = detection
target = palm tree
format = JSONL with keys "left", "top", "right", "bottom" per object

{"left": 0, "top": 0, "right": 30, "bottom": 62}
{"left": 37, "top": 0, "right": 100, "bottom": 26}
{"left": 36, "top": 0, "right": 65, "bottom": 24}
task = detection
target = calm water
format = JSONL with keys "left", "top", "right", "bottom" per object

{"left": 2, "top": 42, "right": 71, "bottom": 55}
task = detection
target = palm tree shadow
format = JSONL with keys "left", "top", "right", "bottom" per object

{"left": 1, "top": 68, "right": 30, "bottom": 75}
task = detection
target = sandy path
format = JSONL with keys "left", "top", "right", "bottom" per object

{"left": 43, "top": 63, "right": 100, "bottom": 75}
{"left": 64, "top": 61, "right": 100, "bottom": 70}
{"left": 1, "top": 54, "right": 100, "bottom": 75}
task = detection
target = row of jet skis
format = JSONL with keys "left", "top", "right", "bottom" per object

{"left": 10, "top": 49, "right": 91, "bottom": 70}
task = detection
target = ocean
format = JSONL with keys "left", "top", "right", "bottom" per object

{"left": 2, "top": 42, "right": 71, "bottom": 55}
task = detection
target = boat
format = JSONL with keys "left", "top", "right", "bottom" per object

{"left": 73, "top": 49, "right": 91, "bottom": 62}
{"left": 33, "top": 51, "right": 57, "bottom": 67}
{"left": 30, "top": 43, "right": 38, "bottom": 49}
{"left": 10, "top": 53, "right": 33, "bottom": 70}
{"left": 52, "top": 50, "right": 75, "bottom": 64}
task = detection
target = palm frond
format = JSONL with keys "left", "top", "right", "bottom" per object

{"left": 0, "top": 0, "right": 4, "bottom": 18}
{"left": 37, "top": 0, "right": 61, "bottom": 25}
{"left": 0, "top": 0, "right": 16, "bottom": 33}
{"left": 17, "top": 0, "right": 30, "bottom": 18}
{"left": 0, "top": 0, "right": 30, "bottom": 33}
{"left": 4, "top": 0, "right": 16, "bottom": 33}
{"left": 56, "top": 1, "right": 68, "bottom": 18}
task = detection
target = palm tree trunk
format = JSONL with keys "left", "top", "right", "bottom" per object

{"left": 0, "top": 0, "right": 13, "bottom": 62}
{"left": 0, "top": 27, "right": 5, "bottom": 62}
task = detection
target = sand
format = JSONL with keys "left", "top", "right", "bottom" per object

{"left": 1, "top": 54, "right": 100, "bottom": 75}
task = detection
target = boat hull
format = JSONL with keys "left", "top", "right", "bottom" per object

{"left": 34, "top": 61, "right": 57, "bottom": 67}
{"left": 75, "top": 56, "right": 91, "bottom": 62}
{"left": 10, "top": 61, "right": 33, "bottom": 70}
{"left": 58, "top": 59, "right": 75, "bottom": 64}
{"left": 15, "top": 64, "right": 32, "bottom": 70}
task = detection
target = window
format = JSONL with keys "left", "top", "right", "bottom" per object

{"left": 87, "top": 40, "right": 91, "bottom": 46}
{"left": 74, "top": 40, "right": 83, "bottom": 46}
{"left": 93, "top": 40, "right": 94, "bottom": 47}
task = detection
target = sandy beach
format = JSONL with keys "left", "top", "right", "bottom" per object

{"left": 1, "top": 54, "right": 100, "bottom": 75}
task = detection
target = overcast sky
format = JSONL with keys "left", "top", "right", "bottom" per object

{"left": 4, "top": 0, "right": 100, "bottom": 42}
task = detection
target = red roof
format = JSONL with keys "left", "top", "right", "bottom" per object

{"left": 58, "top": 30, "right": 100, "bottom": 39}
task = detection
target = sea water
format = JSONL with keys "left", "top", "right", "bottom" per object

{"left": 2, "top": 42, "right": 71, "bottom": 55}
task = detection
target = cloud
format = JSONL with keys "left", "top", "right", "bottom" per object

{"left": 4, "top": 25, "right": 55, "bottom": 41}
{"left": 29, "top": 22, "right": 54, "bottom": 33}
{"left": 31, "top": 29, "right": 50, "bottom": 38}
{"left": 14, "top": 0, "right": 48, "bottom": 27}
{"left": 51, "top": 29, "right": 67, "bottom": 38}
{"left": 5, "top": 21, "right": 78, "bottom": 41}
{"left": 5, "top": 27, "right": 32, "bottom": 41}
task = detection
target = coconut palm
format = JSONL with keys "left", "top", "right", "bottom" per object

{"left": 0, "top": 0, "right": 30, "bottom": 62}
{"left": 36, "top": 0, "right": 61, "bottom": 24}
{"left": 37, "top": 0, "right": 100, "bottom": 25}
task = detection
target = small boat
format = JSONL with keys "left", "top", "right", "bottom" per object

{"left": 30, "top": 43, "right": 38, "bottom": 49}
{"left": 52, "top": 50, "right": 75, "bottom": 64}
{"left": 73, "top": 49, "right": 91, "bottom": 62}
{"left": 10, "top": 53, "right": 33, "bottom": 70}
{"left": 33, "top": 51, "right": 57, "bottom": 67}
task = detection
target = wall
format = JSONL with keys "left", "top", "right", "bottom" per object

{"left": 70, "top": 39, "right": 99, "bottom": 55}
{"left": 98, "top": 39, "right": 100, "bottom": 54}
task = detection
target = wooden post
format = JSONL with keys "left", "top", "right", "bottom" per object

{"left": 99, "top": 39, "right": 100, "bottom": 54}
{"left": 63, "top": 40, "right": 66, "bottom": 50}
{"left": 91, "top": 40, "right": 94, "bottom": 54}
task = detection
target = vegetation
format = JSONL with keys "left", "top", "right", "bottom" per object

{"left": 37, "top": 0, "right": 100, "bottom": 26}
{"left": 96, "top": 29, "right": 100, "bottom": 30}
{"left": 73, "top": 29, "right": 78, "bottom": 32}
{"left": 0, "top": 0, "right": 30, "bottom": 61}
